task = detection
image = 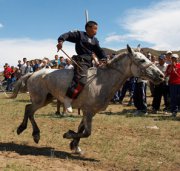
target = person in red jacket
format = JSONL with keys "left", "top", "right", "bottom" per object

{"left": 3, "top": 63, "right": 12, "bottom": 80}
{"left": 165, "top": 54, "right": 180, "bottom": 117}
{"left": 3, "top": 63, "right": 13, "bottom": 91}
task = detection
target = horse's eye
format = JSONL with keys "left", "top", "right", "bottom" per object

{"left": 140, "top": 59, "right": 146, "bottom": 63}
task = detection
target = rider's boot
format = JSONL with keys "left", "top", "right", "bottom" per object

{"left": 64, "top": 97, "right": 73, "bottom": 113}
{"left": 64, "top": 83, "right": 84, "bottom": 113}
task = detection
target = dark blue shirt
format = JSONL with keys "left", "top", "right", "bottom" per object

{"left": 58, "top": 31, "right": 107, "bottom": 60}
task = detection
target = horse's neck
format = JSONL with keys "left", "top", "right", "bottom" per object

{"left": 98, "top": 56, "right": 132, "bottom": 100}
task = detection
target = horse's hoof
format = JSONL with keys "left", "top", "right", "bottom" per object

{"left": 33, "top": 134, "right": 40, "bottom": 144}
{"left": 17, "top": 125, "right": 26, "bottom": 135}
{"left": 63, "top": 130, "right": 76, "bottom": 139}
{"left": 75, "top": 146, "right": 83, "bottom": 154}
{"left": 73, "top": 146, "right": 84, "bottom": 155}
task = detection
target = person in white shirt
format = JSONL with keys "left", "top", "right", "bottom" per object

{"left": 65, "top": 58, "right": 74, "bottom": 70}
{"left": 40, "top": 59, "right": 51, "bottom": 69}
{"left": 20, "top": 58, "right": 27, "bottom": 76}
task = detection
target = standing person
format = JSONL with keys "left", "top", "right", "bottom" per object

{"left": 149, "top": 55, "right": 158, "bottom": 97}
{"left": 165, "top": 50, "right": 172, "bottom": 110}
{"left": 152, "top": 55, "right": 169, "bottom": 113}
{"left": 3, "top": 63, "right": 11, "bottom": 81}
{"left": 40, "top": 59, "right": 51, "bottom": 69}
{"left": 9, "top": 66, "right": 16, "bottom": 91}
{"left": 33, "top": 59, "right": 40, "bottom": 72}
{"left": 52, "top": 55, "right": 60, "bottom": 66}
{"left": 119, "top": 77, "right": 135, "bottom": 106}
{"left": 165, "top": 50, "right": 172, "bottom": 65}
{"left": 17, "top": 60, "right": 22, "bottom": 69}
{"left": 151, "top": 55, "right": 158, "bottom": 65}
{"left": 58, "top": 57, "right": 66, "bottom": 69}
{"left": 165, "top": 54, "right": 180, "bottom": 117}
{"left": 20, "top": 58, "right": 27, "bottom": 76}
{"left": 14, "top": 67, "right": 21, "bottom": 80}
{"left": 133, "top": 78, "right": 147, "bottom": 115}
{"left": 44, "top": 57, "right": 53, "bottom": 68}
{"left": 25, "top": 61, "right": 33, "bottom": 74}
{"left": 65, "top": 58, "right": 74, "bottom": 70}
{"left": 57, "top": 21, "right": 107, "bottom": 112}
{"left": 3, "top": 63, "right": 12, "bottom": 91}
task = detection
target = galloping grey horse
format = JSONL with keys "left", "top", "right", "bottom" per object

{"left": 12, "top": 45, "right": 164, "bottom": 153}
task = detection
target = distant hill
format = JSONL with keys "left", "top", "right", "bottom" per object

{"left": 103, "top": 47, "right": 180, "bottom": 59}
{"left": 102, "top": 48, "right": 117, "bottom": 55}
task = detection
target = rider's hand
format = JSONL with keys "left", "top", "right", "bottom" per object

{"left": 92, "top": 53, "right": 100, "bottom": 66}
{"left": 56, "top": 41, "right": 63, "bottom": 52}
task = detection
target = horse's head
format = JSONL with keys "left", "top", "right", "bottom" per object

{"left": 127, "top": 45, "right": 164, "bottom": 84}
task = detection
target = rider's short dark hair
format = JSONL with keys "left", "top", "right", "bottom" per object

{"left": 85, "top": 21, "right": 98, "bottom": 30}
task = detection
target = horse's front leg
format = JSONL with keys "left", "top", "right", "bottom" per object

{"left": 69, "top": 120, "right": 85, "bottom": 153}
{"left": 63, "top": 112, "right": 93, "bottom": 152}
{"left": 55, "top": 100, "right": 61, "bottom": 115}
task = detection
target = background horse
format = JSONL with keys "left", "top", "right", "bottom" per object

{"left": 11, "top": 45, "right": 164, "bottom": 153}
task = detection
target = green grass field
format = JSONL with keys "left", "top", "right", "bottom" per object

{"left": 0, "top": 93, "right": 179, "bottom": 171}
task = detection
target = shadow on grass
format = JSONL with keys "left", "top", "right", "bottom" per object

{"left": 100, "top": 109, "right": 180, "bottom": 121}
{"left": 35, "top": 113, "right": 82, "bottom": 119}
{"left": 0, "top": 142, "right": 99, "bottom": 162}
{"left": 153, "top": 115, "right": 180, "bottom": 121}
{"left": 126, "top": 113, "right": 180, "bottom": 121}
{"left": 14, "top": 99, "right": 31, "bottom": 103}
{"left": 99, "top": 109, "right": 134, "bottom": 116}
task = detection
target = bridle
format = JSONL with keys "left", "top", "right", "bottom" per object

{"left": 127, "top": 53, "right": 154, "bottom": 77}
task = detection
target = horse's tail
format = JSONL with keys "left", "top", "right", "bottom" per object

{"left": 4, "top": 73, "right": 33, "bottom": 99}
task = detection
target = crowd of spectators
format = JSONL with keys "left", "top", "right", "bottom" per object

{"left": 1, "top": 55, "right": 73, "bottom": 92}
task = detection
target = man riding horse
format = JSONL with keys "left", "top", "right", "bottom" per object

{"left": 56, "top": 21, "right": 107, "bottom": 113}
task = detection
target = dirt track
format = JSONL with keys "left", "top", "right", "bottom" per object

{"left": 0, "top": 141, "right": 105, "bottom": 171}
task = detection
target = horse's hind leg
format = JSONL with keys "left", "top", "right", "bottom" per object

{"left": 29, "top": 93, "right": 54, "bottom": 143}
{"left": 17, "top": 103, "right": 41, "bottom": 143}
{"left": 17, "top": 104, "right": 31, "bottom": 135}
{"left": 28, "top": 109, "right": 40, "bottom": 143}
{"left": 70, "top": 119, "right": 85, "bottom": 152}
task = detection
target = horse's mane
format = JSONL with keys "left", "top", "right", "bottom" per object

{"left": 106, "top": 52, "right": 128, "bottom": 67}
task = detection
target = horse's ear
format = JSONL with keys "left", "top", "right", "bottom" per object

{"left": 127, "top": 44, "right": 135, "bottom": 55}
{"left": 137, "top": 44, "right": 141, "bottom": 52}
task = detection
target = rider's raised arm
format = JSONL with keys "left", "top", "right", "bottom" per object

{"left": 58, "top": 30, "right": 80, "bottom": 43}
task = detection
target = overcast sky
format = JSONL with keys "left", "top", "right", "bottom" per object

{"left": 0, "top": 0, "right": 180, "bottom": 70}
